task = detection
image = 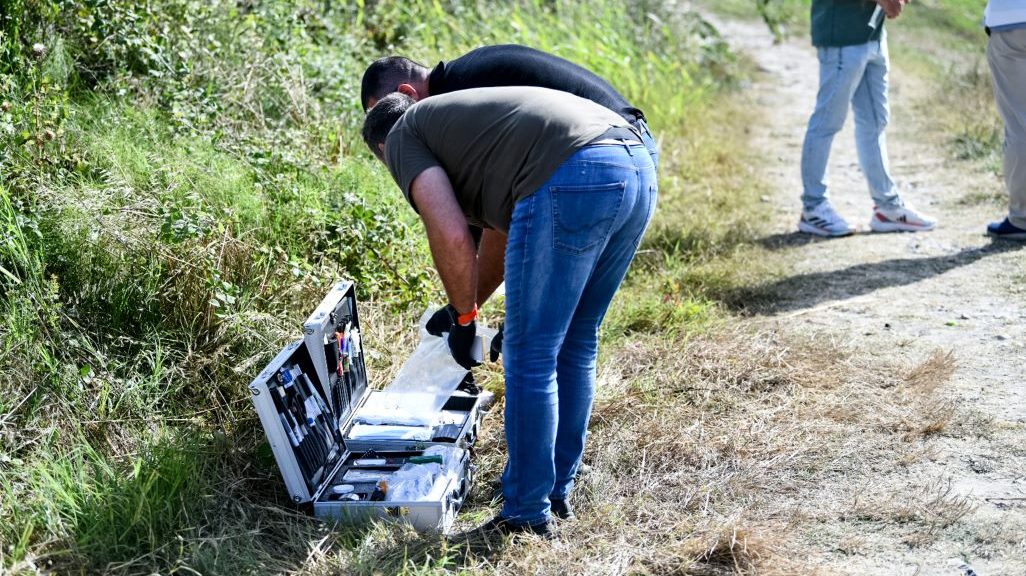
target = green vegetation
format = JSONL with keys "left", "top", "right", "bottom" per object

{"left": 887, "top": 0, "right": 1002, "bottom": 189}
{"left": 700, "top": 0, "right": 809, "bottom": 40}
{"left": 701, "top": 0, "right": 1000, "bottom": 194}
{"left": 0, "top": 1, "right": 768, "bottom": 573}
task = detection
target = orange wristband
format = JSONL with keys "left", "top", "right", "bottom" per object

{"left": 456, "top": 305, "right": 478, "bottom": 326}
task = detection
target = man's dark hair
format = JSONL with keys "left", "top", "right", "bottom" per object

{"left": 362, "top": 92, "right": 415, "bottom": 161}
{"left": 360, "top": 56, "right": 424, "bottom": 111}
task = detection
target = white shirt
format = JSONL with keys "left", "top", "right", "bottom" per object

{"left": 985, "top": 0, "right": 1026, "bottom": 28}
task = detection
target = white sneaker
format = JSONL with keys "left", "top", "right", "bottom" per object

{"left": 799, "top": 202, "right": 856, "bottom": 237}
{"left": 869, "top": 204, "right": 937, "bottom": 233}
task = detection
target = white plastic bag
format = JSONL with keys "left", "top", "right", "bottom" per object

{"left": 385, "top": 445, "right": 464, "bottom": 502}
{"left": 346, "top": 423, "right": 433, "bottom": 441}
{"left": 353, "top": 307, "right": 495, "bottom": 427}
{"left": 353, "top": 335, "right": 466, "bottom": 426}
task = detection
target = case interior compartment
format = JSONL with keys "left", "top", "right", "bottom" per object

{"left": 342, "top": 391, "right": 484, "bottom": 450}
{"left": 313, "top": 448, "right": 473, "bottom": 533}
{"left": 303, "top": 281, "right": 368, "bottom": 432}
{"left": 316, "top": 450, "right": 462, "bottom": 502}
{"left": 249, "top": 339, "right": 346, "bottom": 502}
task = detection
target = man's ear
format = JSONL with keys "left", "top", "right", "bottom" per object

{"left": 397, "top": 83, "right": 420, "bottom": 100}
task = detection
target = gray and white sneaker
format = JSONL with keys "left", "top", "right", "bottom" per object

{"left": 869, "top": 204, "right": 937, "bottom": 233}
{"left": 799, "top": 202, "right": 856, "bottom": 237}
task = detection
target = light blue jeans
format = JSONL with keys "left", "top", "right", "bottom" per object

{"left": 500, "top": 142, "right": 657, "bottom": 526}
{"left": 801, "top": 31, "right": 902, "bottom": 212}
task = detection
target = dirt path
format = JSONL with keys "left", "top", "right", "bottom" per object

{"left": 710, "top": 16, "right": 1026, "bottom": 576}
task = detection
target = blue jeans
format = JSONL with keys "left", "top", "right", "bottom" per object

{"left": 800, "top": 32, "right": 902, "bottom": 211}
{"left": 500, "top": 142, "right": 657, "bottom": 526}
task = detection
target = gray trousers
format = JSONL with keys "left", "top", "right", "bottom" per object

{"left": 988, "top": 28, "right": 1026, "bottom": 229}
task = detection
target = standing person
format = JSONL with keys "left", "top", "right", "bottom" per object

{"left": 798, "top": 0, "right": 937, "bottom": 236}
{"left": 360, "top": 44, "right": 659, "bottom": 170}
{"left": 362, "top": 87, "right": 657, "bottom": 536}
{"left": 985, "top": 0, "right": 1026, "bottom": 240}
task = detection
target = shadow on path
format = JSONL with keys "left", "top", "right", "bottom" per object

{"left": 725, "top": 238, "right": 1025, "bottom": 315}
{"left": 757, "top": 231, "right": 837, "bottom": 251}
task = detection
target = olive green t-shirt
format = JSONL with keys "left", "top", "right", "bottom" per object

{"left": 383, "top": 86, "right": 630, "bottom": 233}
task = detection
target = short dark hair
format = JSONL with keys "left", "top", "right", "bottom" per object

{"left": 360, "top": 56, "right": 424, "bottom": 111}
{"left": 362, "top": 92, "right": 415, "bottom": 161}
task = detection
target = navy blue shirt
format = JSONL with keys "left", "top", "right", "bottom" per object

{"left": 811, "top": 0, "right": 884, "bottom": 47}
{"left": 428, "top": 44, "right": 644, "bottom": 122}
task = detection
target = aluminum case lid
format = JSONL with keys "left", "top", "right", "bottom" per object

{"left": 302, "top": 280, "right": 369, "bottom": 429}
{"left": 249, "top": 339, "right": 346, "bottom": 503}
{"left": 248, "top": 280, "right": 373, "bottom": 504}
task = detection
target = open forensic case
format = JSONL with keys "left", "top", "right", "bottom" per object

{"left": 248, "top": 280, "right": 491, "bottom": 533}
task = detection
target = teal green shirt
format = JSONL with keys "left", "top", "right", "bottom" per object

{"left": 811, "top": 0, "right": 884, "bottom": 47}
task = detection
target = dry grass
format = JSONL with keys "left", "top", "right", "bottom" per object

{"left": 903, "top": 350, "right": 957, "bottom": 394}
{"left": 5, "top": 314, "right": 966, "bottom": 575}
{"left": 897, "top": 350, "right": 958, "bottom": 440}
{"left": 271, "top": 325, "right": 970, "bottom": 575}
{"left": 849, "top": 479, "right": 975, "bottom": 548}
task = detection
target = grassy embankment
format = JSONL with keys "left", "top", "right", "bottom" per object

{"left": 1, "top": 1, "right": 779, "bottom": 574}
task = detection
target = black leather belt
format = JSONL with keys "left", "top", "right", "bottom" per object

{"left": 588, "top": 125, "right": 643, "bottom": 146}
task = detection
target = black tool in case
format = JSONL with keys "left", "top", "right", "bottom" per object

{"left": 249, "top": 281, "right": 492, "bottom": 532}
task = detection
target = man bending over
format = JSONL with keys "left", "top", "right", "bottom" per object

{"left": 362, "top": 87, "right": 657, "bottom": 536}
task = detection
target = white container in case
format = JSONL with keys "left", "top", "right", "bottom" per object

{"left": 248, "top": 280, "right": 490, "bottom": 533}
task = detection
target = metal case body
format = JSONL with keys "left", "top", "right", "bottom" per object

{"left": 249, "top": 280, "right": 490, "bottom": 533}
{"left": 313, "top": 449, "right": 474, "bottom": 532}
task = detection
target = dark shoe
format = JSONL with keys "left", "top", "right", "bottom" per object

{"left": 549, "top": 498, "right": 576, "bottom": 521}
{"left": 479, "top": 514, "right": 554, "bottom": 539}
{"left": 987, "top": 217, "right": 1026, "bottom": 240}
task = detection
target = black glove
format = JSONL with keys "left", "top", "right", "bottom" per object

{"left": 489, "top": 323, "right": 504, "bottom": 362}
{"left": 425, "top": 304, "right": 456, "bottom": 336}
{"left": 448, "top": 319, "right": 481, "bottom": 369}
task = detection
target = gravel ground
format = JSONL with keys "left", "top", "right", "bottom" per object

{"left": 711, "top": 14, "right": 1026, "bottom": 576}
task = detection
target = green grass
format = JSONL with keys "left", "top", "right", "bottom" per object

{"left": 903, "top": 0, "right": 987, "bottom": 40}
{"left": 703, "top": 0, "right": 987, "bottom": 43}
{"left": 604, "top": 92, "right": 779, "bottom": 339}
{"left": 701, "top": 0, "right": 1001, "bottom": 199}
{"left": 698, "top": 0, "right": 810, "bottom": 41}
{"left": 885, "top": 0, "right": 1003, "bottom": 194}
